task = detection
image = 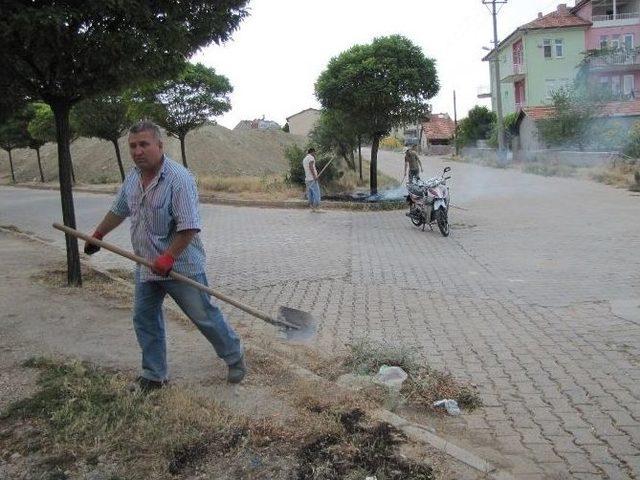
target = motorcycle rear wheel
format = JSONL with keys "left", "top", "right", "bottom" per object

{"left": 436, "top": 208, "right": 450, "bottom": 237}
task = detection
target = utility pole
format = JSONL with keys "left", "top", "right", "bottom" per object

{"left": 483, "top": 0, "right": 507, "bottom": 157}
{"left": 453, "top": 90, "right": 459, "bottom": 156}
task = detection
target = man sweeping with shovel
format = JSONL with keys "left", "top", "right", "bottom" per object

{"left": 83, "top": 121, "right": 245, "bottom": 391}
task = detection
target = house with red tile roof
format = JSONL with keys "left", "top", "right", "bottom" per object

{"left": 515, "top": 100, "right": 640, "bottom": 151}
{"left": 483, "top": 1, "right": 640, "bottom": 153}
{"left": 420, "top": 113, "right": 456, "bottom": 154}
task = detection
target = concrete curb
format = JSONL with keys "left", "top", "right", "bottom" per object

{"left": 1, "top": 225, "right": 515, "bottom": 479}
{"left": 3, "top": 183, "right": 406, "bottom": 211}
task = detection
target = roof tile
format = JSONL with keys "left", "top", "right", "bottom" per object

{"left": 423, "top": 113, "right": 456, "bottom": 140}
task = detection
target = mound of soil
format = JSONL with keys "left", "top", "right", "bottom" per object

{"left": 0, "top": 124, "right": 306, "bottom": 184}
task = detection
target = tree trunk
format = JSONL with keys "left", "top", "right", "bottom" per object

{"left": 51, "top": 100, "right": 82, "bottom": 287}
{"left": 370, "top": 135, "right": 380, "bottom": 195}
{"left": 7, "top": 150, "right": 15, "bottom": 183}
{"left": 339, "top": 144, "right": 354, "bottom": 170}
{"left": 112, "top": 139, "right": 125, "bottom": 182}
{"left": 180, "top": 135, "right": 188, "bottom": 169}
{"left": 358, "top": 136, "right": 363, "bottom": 182}
{"left": 349, "top": 150, "right": 355, "bottom": 171}
{"left": 70, "top": 157, "right": 76, "bottom": 184}
{"left": 36, "top": 148, "right": 44, "bottom": 182}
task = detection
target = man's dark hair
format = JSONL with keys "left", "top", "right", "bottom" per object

{"left": 129, "top": 120, "right": 162, "bottom": 139}
{"left": 307, "top": 147, "right": 316, "bottom": 153}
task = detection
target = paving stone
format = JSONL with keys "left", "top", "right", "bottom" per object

{"left": 5, "top": 154, "right": 640, "bottom": 478}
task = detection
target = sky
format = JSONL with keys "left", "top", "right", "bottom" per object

{"left": 192, "top": 0, "right": 573, "bottom": 130}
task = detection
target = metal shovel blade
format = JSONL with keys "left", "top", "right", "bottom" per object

{"left": 277, "top": 306, "right": 317, "bottom": 342}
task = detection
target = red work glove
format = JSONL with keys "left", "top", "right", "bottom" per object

{"left": 152, "top": 253, "right": 175, "bottom": 276}
{"left": 84, "top": 231, "right": 104, "bottom": 255}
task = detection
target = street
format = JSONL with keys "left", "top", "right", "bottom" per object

{"left": 1, "top": 153, "right": 639, "bottom": 478}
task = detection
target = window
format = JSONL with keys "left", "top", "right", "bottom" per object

{"left": 599, "top": 76, "right": 610, "bottom": 95}
{"left": 600, "top": 35, "right": 608, "bottom": 49}
{"left": 555, "top": 39, "right": 564, "bottom": 57}
{"left": 612, "top": 76, "right": 621, "bottom": 95}
{"left": 611, "top": 35, "right": 620, "bottom": 49}
{"left": 543, "top": 39, "right": 552, "bottom": 58}
{"left": 624, "top": 74, "right": 635, "bottom": 96}
{"left": 625, "top": 34, "right": 634, "bottom": 50}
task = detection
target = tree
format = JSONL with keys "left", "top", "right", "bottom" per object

{"left": 456, "top": 106, "right": 496, "bottom": 148}
{"left": 0, "top": 1, "right": 249, "bottom": 286}
{"left": 315, "top": 35, "right": 439, "bottom": 194}
{"left": 282, "top": 122, "right": 290, "bottom": 133}
{"left": 72, "top": 95, "right": 131, "bottom": 181}
{"left": 309, "top": 110, "right": 359, "bottom": 171}
{"left": 28, "top": 103, "right": 59, "bottom": 182}
{"left": 130, "top": 63, "right": 232, "bottom": 168}
{"left": 0, "top": 114, "right": 28, "bottom": 183}
{"left": 537, "top": 88, "right": 599, "bottom": 150}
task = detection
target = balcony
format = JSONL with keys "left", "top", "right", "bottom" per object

{"left": 501, "top": 63, "right": 527, "bottom": 83}
{"left": 592, "top": 11, "right": 640, "bottom": 25}
{"left": 588, "top": 49, "right": 640, "bottom": 71}
{"left": 477, "top": 86, "right": 492, "bottom": 98}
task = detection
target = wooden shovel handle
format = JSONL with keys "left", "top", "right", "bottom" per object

{"left": 52, "top": 223, "right": 298, "bottom": 329}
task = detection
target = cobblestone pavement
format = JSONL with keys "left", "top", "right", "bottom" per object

{"left": 1, "top": 153, "right": 639, "bottom": 478}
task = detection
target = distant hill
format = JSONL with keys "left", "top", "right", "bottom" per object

{"left": 0, "top": 124, "right": 307, "bottom": 184}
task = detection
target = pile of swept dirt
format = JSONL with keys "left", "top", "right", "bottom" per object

{"left": 0, "top": 124, "right": 307, "bottom": 184}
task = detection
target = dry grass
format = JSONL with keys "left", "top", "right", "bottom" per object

{"left": 586, "top": 161, "right": 640, "bottom": 188}
{"left": 31, "top": 263, "right": 133, "bottom": 307}
{"left": 1, "top": 357, "right": 437, "bottom": 480}
{"left": 197, "top": 174, "right": 299, "bottom": 199}
{"left": 521, "top": 161, "right": 576, "bottom": 177}
{"left": 327, "top": 339, "right": 483, "bottom": 415}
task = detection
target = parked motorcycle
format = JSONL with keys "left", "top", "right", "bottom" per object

{"left": 405, "top": 166, "right": 451, "bottom": 237}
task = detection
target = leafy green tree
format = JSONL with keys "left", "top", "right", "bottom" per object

{"left": 0, "top": 1, "right": 249, "bottom": 285}
{"left": 28, "top": 103, "right": 58, "bottom": 182}
{"left": 309, "top": 110, "right": 359, "bottom": 171}
{"left": 282, "top": 122, "right": 290, "bottom": 133}
{"left": 537, "top": 88, "right": 599, "bottom": 149}
{"left": 72, "top": 95, "right": 130, "bottom": 181}
{"left": 130, "top": 63, "right": 232, "bottom": 168}
{"left": 456, "top": 106, "right": 496, "bottom": 148}
{"left": 315, "top": 35, "right": 439, "bottom": 194}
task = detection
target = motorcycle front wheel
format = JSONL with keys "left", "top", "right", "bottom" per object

{"left": 409, "top": 207, "right": 423, "bottom": 226}
{"left": 436, "top": 208, "right": 450, "bottom": 237}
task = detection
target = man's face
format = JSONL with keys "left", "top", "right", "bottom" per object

{"left": 129, "top": 130, "right": 163, "bottom": 172}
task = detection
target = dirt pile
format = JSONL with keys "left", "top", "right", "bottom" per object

{"left": 0, "top": 124, "right": 307, "bottom": 184}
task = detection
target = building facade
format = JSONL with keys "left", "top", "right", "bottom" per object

{"left": 485, "top": 1, "right": 640, "bottom": 113}
{"left": 484, "top": 4, "right": 590, "bottom": 116}
{"left": 285, "top": 108, "right": 321, "bottom": 137}
{"left": 574, "top": 0, "right": 640, "bottom": 99}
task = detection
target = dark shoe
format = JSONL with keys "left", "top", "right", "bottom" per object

{"left": 227, "top": 356, "right": 246, "bottom": 384}
{"left": 129, "top": 376, "right": 166, "bottom": 393}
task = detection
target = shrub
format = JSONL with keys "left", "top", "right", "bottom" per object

{"left": 624, "top": 122, "right": 640, "bottom": 158}
{"left": 284, "top": 144, "right": 339, "bottom": 186}
{"left": 456, "top": 105, "right": 496, "bottom": 148}
{"left": 379, "top": 136, "right": 403, "bottom": 150}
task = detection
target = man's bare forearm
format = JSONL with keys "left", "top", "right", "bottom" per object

{"left": 165, "top": 229, "right": 198, "bottom": 258}
{"left": 95, "top": 211, "right": 125, "bottom": 235}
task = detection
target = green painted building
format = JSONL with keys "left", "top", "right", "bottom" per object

{"left": 484, "top": 4, "right": 591, "bottom": 115}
